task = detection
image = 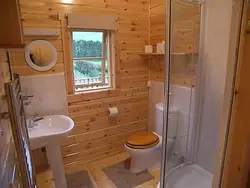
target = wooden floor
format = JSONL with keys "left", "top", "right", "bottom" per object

{"left": 36, "top": 152, "right": 160, "bottom": 188}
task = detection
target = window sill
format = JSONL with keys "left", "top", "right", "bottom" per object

{"left": 74, "top": 86, "right": 113, "bottom": 95}
{"left": 68, "top": 86, "right": 116, "bottom": 103}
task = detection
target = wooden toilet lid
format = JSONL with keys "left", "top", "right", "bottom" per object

{"left": 126, "top": 131, "right": 159, "bottom": 149}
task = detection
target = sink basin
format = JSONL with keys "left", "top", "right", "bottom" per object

{"left": 28, "top": 115, "right": 74, "bottom": 188}
{"left": 28, "top": 115, "right": 74, "bottom": 150}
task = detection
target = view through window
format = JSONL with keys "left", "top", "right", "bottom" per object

{"left": 72, "top": 31, "right": 111, "bottom": 92}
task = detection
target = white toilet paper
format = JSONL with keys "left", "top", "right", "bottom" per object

{"left": 144, "top": 45, "right": 153, "bottom": 53}
{"left": 109, "top": 107, "right": 119, "bottom": 117}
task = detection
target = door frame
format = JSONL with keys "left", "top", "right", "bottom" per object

{"left": 213, "top": 0, "right": 249, "bottom": 187}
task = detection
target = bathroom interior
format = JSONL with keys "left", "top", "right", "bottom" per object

{"left": 0, "top": 0, "right": 244, "bottom": 187}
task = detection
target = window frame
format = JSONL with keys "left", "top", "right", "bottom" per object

{"left": 70, "top": 29, "right": 113, "bottom": 92}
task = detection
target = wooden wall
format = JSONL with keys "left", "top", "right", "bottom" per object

{"left": 7, "top": 0, "right": 201, "bottom": 170}
{"left": 221, "top": 3, "right": 250, "bottom": 188}
{"left": 13, "top": 0, "right": 149, "bottom": 170}
{"left": 150, "top": 0, "right": 200, "bottom": 87}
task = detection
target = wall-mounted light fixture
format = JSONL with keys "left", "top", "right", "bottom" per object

{"left": 61, "top": 0, "right": 73, "bottom": 4}
{"left": 23, "top": 28, "right": 59, "bottom": 37}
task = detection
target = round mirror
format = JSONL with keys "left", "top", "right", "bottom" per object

{"left": 25, "top": 40, "right": 57, "bottom": 71}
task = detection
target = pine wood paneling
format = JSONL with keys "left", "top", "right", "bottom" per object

{"left": 11, "top": 51, "right": 64, "bottom": 66}
{"left": 20, "top": 0, "right": 148, "bottom": 14}
{"left": 62, "top": 115, "right": 147, "bottom": 146}
{"left": 70, "top": 102, "right": 148, "bottom": 123}
{"left": 11, "top": 14, "right": 64, "bottom": 75}
{"left": 13, "top": 64, "right": 65, "bottom": 76}
{"left": 63, "top": 142, "right": 125, "bottom": 165}
{"left": 13, "top": 0, "right": 150, "bottom": 168}
{"left": 71, "top": 109, "right": 148, "bottom": 134}
{"left": 35, "top": 152, "right": 160, "bottom": 188}
{"left": 0, "top": 0, "right": 24, "bottom": 48}
{"left": 85, "top": 152, "right": 160, "bottom": 188}
{"left": 62, "top": 122, "right": 147, "bottom": 156}
{"left": 68, "top": 87, "right": 148, "bottom": 103}
{"left": 11, "top": 0, "right": 201, "bottom": 168}
{"left": 149, "top": 0, "right": 200, "bottom": 86}
{"left": 221, "top": 3, "right": 250, "bottom": 188}
{"left": 69, "top": 94, "right": 148, "bottom": 115}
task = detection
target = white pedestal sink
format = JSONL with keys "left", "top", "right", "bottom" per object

{"left": 28, "top": 115, "right": 74, "bottom": 188}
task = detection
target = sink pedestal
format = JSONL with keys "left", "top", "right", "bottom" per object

{"left": 46, "top": 141, "right": 67, "bottom": 188}
{"left": 28, "top": 115, "right": 74, "bottom": 188}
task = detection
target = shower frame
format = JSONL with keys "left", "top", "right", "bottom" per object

{"left": 159, "top": 0, "right": 247, "bottom": 188}
{"left": 159, "top": 0, "right": 214, "bottom": 187}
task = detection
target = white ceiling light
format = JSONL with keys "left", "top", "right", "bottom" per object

{"left": 62, "top": 0, "right": 73, "bottom": 4}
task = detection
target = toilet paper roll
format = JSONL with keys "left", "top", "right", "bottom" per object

{"left": 144, "top": 45, "right": 153, "bottom": 54}
{"left": 109, "top": 107, "right": 119, "bottom": 117}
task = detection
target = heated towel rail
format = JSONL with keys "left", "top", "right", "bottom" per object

{"left": 4, "top": 73, "right": 36, "bottom": 188}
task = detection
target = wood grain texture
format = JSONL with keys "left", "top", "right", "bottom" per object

{"left": 0, "top": 0, "right": 24, "bottom": 48}
{"left": 86, "top": 152, "right": 160, "bottom": 188}
{"left": 12, "top": 0, "right": 201, "bottom": 168}
{"left": 36, "top": 152, "right": 160, "bottom": 188}
{"left": 11, "top": 14, "right": 63, "bottom": 75}
{"left": 221, "top": 3, "right": 250, "bottom": 188}
{"left": 14, "top": 0, "right": 149, "bottom": 167}
{"left": 126, "top": 131, "right": 159, "bottom": 146}
{"left": 149, "top": 0, "right": 200, "bottom": 86}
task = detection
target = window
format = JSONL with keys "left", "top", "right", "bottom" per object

{"left": 71, "top": 30, "right": 113, "bottom": 92}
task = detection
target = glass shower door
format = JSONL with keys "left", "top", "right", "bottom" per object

{"left": 160, "top": 0, "right": 201, "bottom": 187}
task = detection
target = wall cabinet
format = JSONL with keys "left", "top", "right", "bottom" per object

{"left": 0, "top": 0, "right": 24, "bottom": 48}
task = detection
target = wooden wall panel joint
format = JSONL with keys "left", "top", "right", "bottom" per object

{"left": 16, "top": 0, "right": 151, "bottom": 165}
{"left": 149, "top": 0, "right": 200, "bottom": 86}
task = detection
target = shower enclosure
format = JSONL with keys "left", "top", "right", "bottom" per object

{"left": 159, "top": 0, "right": 245, "bottom": 187}
{"left": 160, "top": 0, "right": 213, "bottom": 187}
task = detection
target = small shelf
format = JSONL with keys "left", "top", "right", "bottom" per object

{"left": 139, "top": 53, "right": 164, "bottom": 56}
{"left": 139, "top": 52, "right": 196, "bottom": 56}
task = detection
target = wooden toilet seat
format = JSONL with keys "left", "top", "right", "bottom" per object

{"left": 125, "top": 131, "right": 159, "bottom": 149}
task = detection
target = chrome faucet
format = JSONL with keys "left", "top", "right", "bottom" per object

{"left": 27, "top": 114, "right": 44, "bottom": 128}
{"left": 31, "top": 114, "right": 44, "bottom": 122}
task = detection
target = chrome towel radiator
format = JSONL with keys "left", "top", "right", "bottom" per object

{"left": 4, "top": 73, "right": 36, "bottom": 188}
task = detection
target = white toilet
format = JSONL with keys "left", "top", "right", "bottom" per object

{"left": 124, "top": 103, "right": 179, "bottom": 173}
